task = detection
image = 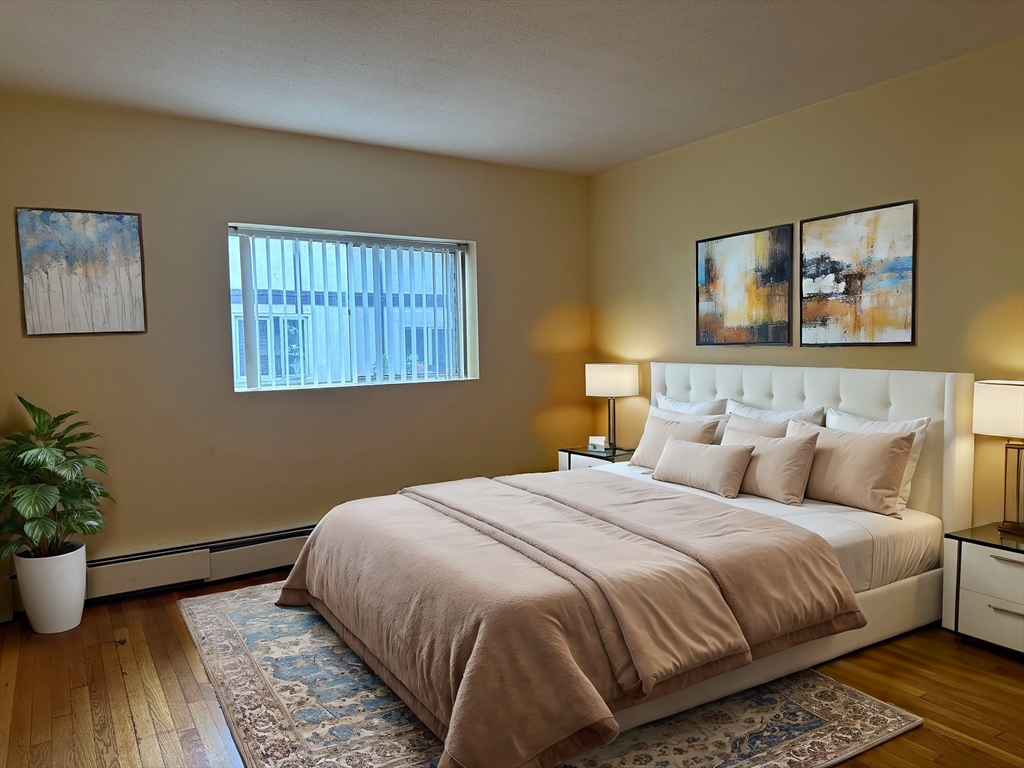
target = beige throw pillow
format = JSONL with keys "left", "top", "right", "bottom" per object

{"left": 824, "top": 408, "right": 931, "bottom": 512}
{"left": 721, "top": 427, "right": 819, "bottom": 505}
{"left": 648, "top": 407, "right": 730, "bottom": 444}
{"left": 787, "top": 421, "right": 915, "bottom": 517}
{"left": 630, "top": 416, "right": 718, "bottom": 469}
{"left": 724, "top": 413, "right": 789, "bottom": 438}
{"left": 652, "top": 438, "right": 754, "bottom": 498}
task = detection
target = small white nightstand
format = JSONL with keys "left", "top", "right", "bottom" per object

{"left": 557, "top": 446, "right": 634, "bottom": 471}
{"left": 943, "top": 523, "right": 1024, "bottom": 653}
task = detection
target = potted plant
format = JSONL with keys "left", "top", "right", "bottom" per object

{"left": 0, "top": 397, "right": 110, "bottom": 633}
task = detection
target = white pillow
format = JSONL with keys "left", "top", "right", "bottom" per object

{"left": 824, "top": 408, "right": 930, "bottom": 512}
{"left": 654, "top": 393, "right": 728, "bottom": 416}
{"left": 649, "top": 406, "right": 730, "bottom": 444}
{"left": 726, "top": 400, "right": 826, "bottom": 426}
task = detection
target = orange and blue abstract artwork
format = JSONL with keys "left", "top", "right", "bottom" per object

{"left": 800, "top": 201, "right": 915, "bottom": 346}
{"left": 697, "top": 224, "right": 792, "bottom": 345}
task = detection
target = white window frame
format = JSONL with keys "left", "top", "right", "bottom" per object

{"left": 229, "top": 223, "right": 478, "bottom": 392}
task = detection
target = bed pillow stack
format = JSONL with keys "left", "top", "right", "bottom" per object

{"left": 638, "top": 397, "right": 924, "bottom": 516}
{"left": 650, "top": 395, "right": 730, "bottom": 442}
{"left": 630, "top": 415, "right": 719, "bottom": 470}
{"left": 823, "top": 409, "right": 930, "bottom": 512}
{"left": 719, "top": 424, "right": 819, "bottom": 505}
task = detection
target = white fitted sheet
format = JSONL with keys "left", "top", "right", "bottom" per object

{"left": 593, "top": 463, "right": 942, "bottom": 593}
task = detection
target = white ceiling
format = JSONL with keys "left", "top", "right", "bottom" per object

{"left": 1, "top": 0, "right": 1021, "bottom": 174}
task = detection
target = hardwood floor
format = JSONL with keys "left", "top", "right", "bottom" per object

{"left": 1, "top": 571, "right": 1021, "bottom": 768}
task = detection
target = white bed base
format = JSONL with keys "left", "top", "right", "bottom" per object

{"left": 617, "top": 362, "right": 973, "bottom": 730}
{"left": 617, "top": 568, "right": 941, "bottom": 729}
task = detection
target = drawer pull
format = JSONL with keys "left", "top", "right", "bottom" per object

{"left": 989, "top": 604, "right": 1024, "bottom": 618}
{"left": 990, "top": 554, "right": 1024, "bottom": 566}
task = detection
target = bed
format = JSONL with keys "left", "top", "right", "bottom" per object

{"left": 280, "top": 362, "right": 974, "bottom": 767}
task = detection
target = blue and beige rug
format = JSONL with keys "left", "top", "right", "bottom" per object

{"left": 178, "top": 583, "right": 921, "bottom": 768}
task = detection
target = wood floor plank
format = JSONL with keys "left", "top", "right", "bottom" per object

{"left": 926, "top": 717, "right": 1024, "bottom": 767}
{"left": 135, "top": 735, "right": 162, "bottom": 768}
{"left": 903, "top": 722, "right": 1013, "bottom": 768}
{"left": 902, "top": 633, "right": 1023, "bottom": 680}
{"left": 64, "top": 624, "right": 87, "bottom": 691}
{"left": 92, "top": 606, "right": 114, "bottom": 649}
{"left": 49, "top": 713, "right": 73, "bottom": 768}
{"left": 85, "top": 655, "right": 118, "bottom": 768}
{"left": 79, "top": 609, "right": 99, "bottom": 659}
{"left": 921, "top": 689, "right": 1023, "bottom": 738}
{"left": 145, "top": 597, "right": 203, "bottom": 705}
{"left": 48, "top": 633, "right": 70, "bottom": 720}
{"left": 155, "top": 729, "right": 189, "bottom": 768}
{"left": 133, "top": 604, "right": 194, "bottom": 732}
{"left": 99, "top": 644, "right": 141, "bottom": 768}
{"left": 831, "top": 650, "right": 1023, "bottom": 739}
{"left": 6, "top": 622, "right": 33, "bottom": 768}
{"left": 26, "top": 743, "right": 48, "bottom": 768}
{"left": 163, "top": 603, "right": 209, "bottom": 687}
{"left": 867, "top": 645, "right": 1024, "bottom": 710}
{"left": 879, "top": 638, "right": 1024, "bottom": 695}
{"left": 892, "top": 732, "right": 942, "bottom": 762}
{"left": 176, "top": 728, "right": 210, "bottom": 768}
{"left": 106, "top": 604, "right": 126, "bottom": 632}
{"left": 28, "top": 635, "right": 51, "bottom": 746}
{"left": 111, "top": 627, "right": 155, "bottom": 743}
{"left": 123, "top": 622, "right": 176, "bottom": 735}
{"left": 186, "top": 700, "right": 236, "bottom": 768}
{"left": 69, "top": 687, "right": 98, "bottom": 768}
{"left": 0, "top": 622, "right": 22, "bottom": 768}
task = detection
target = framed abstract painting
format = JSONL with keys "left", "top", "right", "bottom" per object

{"left": 696, "top": 223, "right": 792, "bottom": 345}
{"left": 15, "top": 208, "right": 147, "bottom": 336}
{"left": 800, "top": 201, "right": 915, "bottom": 346}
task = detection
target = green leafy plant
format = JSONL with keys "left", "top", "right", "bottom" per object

{"left": 0, "top": 397, "right": 111, "bottom": 560}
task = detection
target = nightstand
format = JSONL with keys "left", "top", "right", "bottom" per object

{"left": 557, "top": 446, "right": 634, "bottom": 471}
{"left": 943, "top": 523, "right": 1024, "bottom": 653}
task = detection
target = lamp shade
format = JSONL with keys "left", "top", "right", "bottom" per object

{"left": 973, "top": 380, "right": 1024, "bottom": 439}
{"left": 585, "top": 363, "right": 639, "bottom": 398}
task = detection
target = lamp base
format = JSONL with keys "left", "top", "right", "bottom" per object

{"left": 1001, "top": 442, "right": 1024, "bottom": 539}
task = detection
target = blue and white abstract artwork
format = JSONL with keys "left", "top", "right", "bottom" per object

{"left": 16, "top": 209, "right": 146, "bottom": 335}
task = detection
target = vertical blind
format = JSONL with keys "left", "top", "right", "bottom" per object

{"left": 228, "top": 228, "right": 471, "bottom": 391}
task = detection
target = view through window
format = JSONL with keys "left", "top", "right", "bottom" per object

{"left": 228, "top": 225, "right": 477, "bottom": 391}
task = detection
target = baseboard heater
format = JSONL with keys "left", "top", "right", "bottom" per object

{"left": 82, "top": 525, "right": 314, "bottom": 599}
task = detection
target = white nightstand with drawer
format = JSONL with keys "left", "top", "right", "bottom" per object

{"left": 943, "top": 524, "right": 1024, "bottom": 653}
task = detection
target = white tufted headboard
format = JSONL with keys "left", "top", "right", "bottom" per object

{"left": 651, "top": 363, "right": 974, "bottom": 531}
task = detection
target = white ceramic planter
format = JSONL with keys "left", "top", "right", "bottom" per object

{"left": 14, "top": 542, "right": 86, "bottom": 633}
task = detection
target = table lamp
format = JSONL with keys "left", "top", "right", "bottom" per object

{"left": 973, "top": 380, "right": 1024, "bottom": 535}
{"left": 585, "top": 363, "right": 639, "bottom": 450}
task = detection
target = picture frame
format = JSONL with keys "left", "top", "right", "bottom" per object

{"left": 15, "top": 208, "right": 148, "bottom": 336}
{"left": 799, "top": 200, "right": 916, "bottom": 347}
{"left": 696, "top": 223, "right": 793, "bottom": 346}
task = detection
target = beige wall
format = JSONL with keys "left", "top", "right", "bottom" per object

{"left": 1, "top": 37, "right": 1021, "bottom": 574}
{"left": 590, "top": 39, "right": 1024, "bottom": 525}
{"left": 0, "top": 92, "right": 592, "bottom": 559}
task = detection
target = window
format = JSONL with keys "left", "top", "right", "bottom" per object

{"left": 228, "top": 224, "right": 478, "bottom": 391}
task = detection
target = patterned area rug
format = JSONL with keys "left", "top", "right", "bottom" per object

{"left": 178, "top": 583, "right": 921, "bottom": 768}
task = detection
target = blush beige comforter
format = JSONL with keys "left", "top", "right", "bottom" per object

{"left": 278, "top": 470, "right": 865, "bottom": 768}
